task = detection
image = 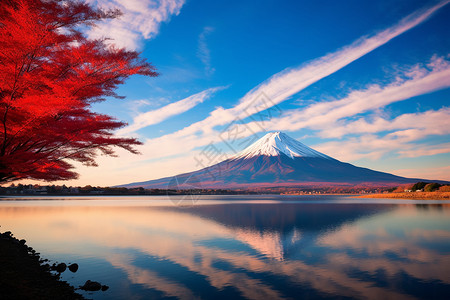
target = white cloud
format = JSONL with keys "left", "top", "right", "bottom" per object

{"left": 34, "top": 148, "right": 204, "bottom": 187}
{"left": 86, "top": 0, "right": 185, "bottom": 49}
{"left": 261, "top": 57, "right": 450, "bottom": 136}
{"left": 313, "top": 136, "right": 450, "bottom": 162}
{"left": 392, "top": 166, "right": 450, "bottom": 181}
{"left": 309, "top": 106, "right": 450, "bottom": 162}
{"left": 198, "top": 26, "right": 215, "bottom": 76}
{"left": 320, "top": 108, "right": 450, "bottom": 139}
{"left": 397, "top": 143, "right": 450, "bottom": 158}
{"left": 117, "top": 87, "right": 224, "bottom": 136}
{"left": 231, "top": 0, "right": 450, "bottom": 116}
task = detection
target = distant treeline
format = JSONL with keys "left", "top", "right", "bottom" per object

{"left": 388, "top": 182, "right": 450, "bottom": 193}
{"left": 0, "top": 184, "right": 258, "bottom": 196}
{"left": 1, "top": 182, "right": 448, "bottom": 196}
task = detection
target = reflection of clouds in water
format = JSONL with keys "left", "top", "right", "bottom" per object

{"left": 0, "top": 204, "right": 449, "bottom": 299}
{"left": 49, "top": 220, "right": 75, "bottom": 229}
{"left": 107, "top": 253, "right": 196, "bottom": 300}
{"left": 234, "top": 229, "right": 284, "bottom": 261}
{"left": 318, "top": 207, "right": 450, "bottom": 285}
{"left": 291, "top": 228, "right": 302, "bottom": 244}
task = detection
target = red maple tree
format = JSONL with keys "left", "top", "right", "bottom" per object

{"left": 0, "top": 0, "right": 157, "bottom": 183}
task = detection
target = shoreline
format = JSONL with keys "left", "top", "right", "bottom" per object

{"left": 357, "top": 192, "right": 450, "bottom": 200}
{"left": 0, "top": 230, "right": 85, "bottom": 300}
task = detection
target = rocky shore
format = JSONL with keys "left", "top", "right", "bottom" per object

{"left": 0, "top": 230, "right": 85, "bottom": 300}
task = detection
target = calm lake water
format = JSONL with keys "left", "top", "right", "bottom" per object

{"left": 1, "top": 195, "right": 449, "bottom": 299}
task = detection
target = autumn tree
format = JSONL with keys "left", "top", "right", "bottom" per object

{"left": 424, "top": 183, "right": 441, "bottom": 192}
{"left": 411, "top": 182, "right": 427, "bottom": 191}
{"left": 0, "top": 0, "right": 157, "bottom": 182}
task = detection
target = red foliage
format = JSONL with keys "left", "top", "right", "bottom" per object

{"left": 0, "top": 0, "right": 158, "bottom": 182}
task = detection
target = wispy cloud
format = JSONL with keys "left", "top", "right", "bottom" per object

{"left": 86, "top": 0, "right": 185, "bottom": 49}
{"left": 392, "top": 166, "right": 450, "bottom": 181}
{"left": 117, "top": 87, "right": 224, "bottom": 136}
{"left": 262, "top": 56, "right": 450, "bottom": 135}
{"left": 314, "top": 136, "right": 450, "bottom": 162}
{"left": 322, "top": 107, "right": 450, "bottom": 141}
{"left": 230, "top": 0, "right": 450, "bottom": 116}
{"left": 139, "top": 1, "right": 450, "bottom": 160}
{"left": 397, "top": 143, "right": 450, "bottom": 158}
{"left": 198, "top": 26, "right": 215, "bottom": 76}
{"left": 132, "top": 97, "right": 172, "bottom": 109}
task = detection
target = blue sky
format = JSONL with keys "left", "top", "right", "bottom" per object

{"left": 58, "top": 0, "right": 450, "bottom": 186}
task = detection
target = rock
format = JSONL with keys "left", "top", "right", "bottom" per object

{"left": 52, "top": 263, "right": 67, "bottom": 273}
{"left": 80, "top": 280, "right": 102, "bottom": 291}
{"left": 68, "top": 263, "right": 78, "bottom": 273}
{"left": 101, "top": 285, "right": 109, "bottom": 291}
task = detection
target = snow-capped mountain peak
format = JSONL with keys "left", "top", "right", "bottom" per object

{"left": 233, "top": 132, "right": 333, "bottom": 160}
{"left": 121, "top": 130, "right": 423, "bottom": 189}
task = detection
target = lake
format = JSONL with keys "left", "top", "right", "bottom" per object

{"left": 1, "top": 195, "right": 449, "bottom": 299}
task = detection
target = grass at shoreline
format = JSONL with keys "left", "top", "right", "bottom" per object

{"left": 357, "top": 192, "right": 450, "bottom": 200}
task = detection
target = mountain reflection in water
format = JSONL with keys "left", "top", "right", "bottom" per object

{"left": 0, "top": 197, "right": 449, "bottom": 299}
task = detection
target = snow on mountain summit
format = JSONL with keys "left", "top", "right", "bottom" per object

{"left": 233, "top": 132, "right": 333, "bottom": 160}
{"left": 121, "top": 130, "right": 423, "bottom": 189}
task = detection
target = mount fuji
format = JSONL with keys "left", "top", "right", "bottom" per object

{"left": 120, "top": 132, "right": 429, "bottom": 189}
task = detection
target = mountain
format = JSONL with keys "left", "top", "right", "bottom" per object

{"left": 120, "top": 132, "right": 433, "bottom": 189}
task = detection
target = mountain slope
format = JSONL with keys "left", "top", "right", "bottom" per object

{"left": 120, "top": 132, "right": 432, "bottom": 189}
